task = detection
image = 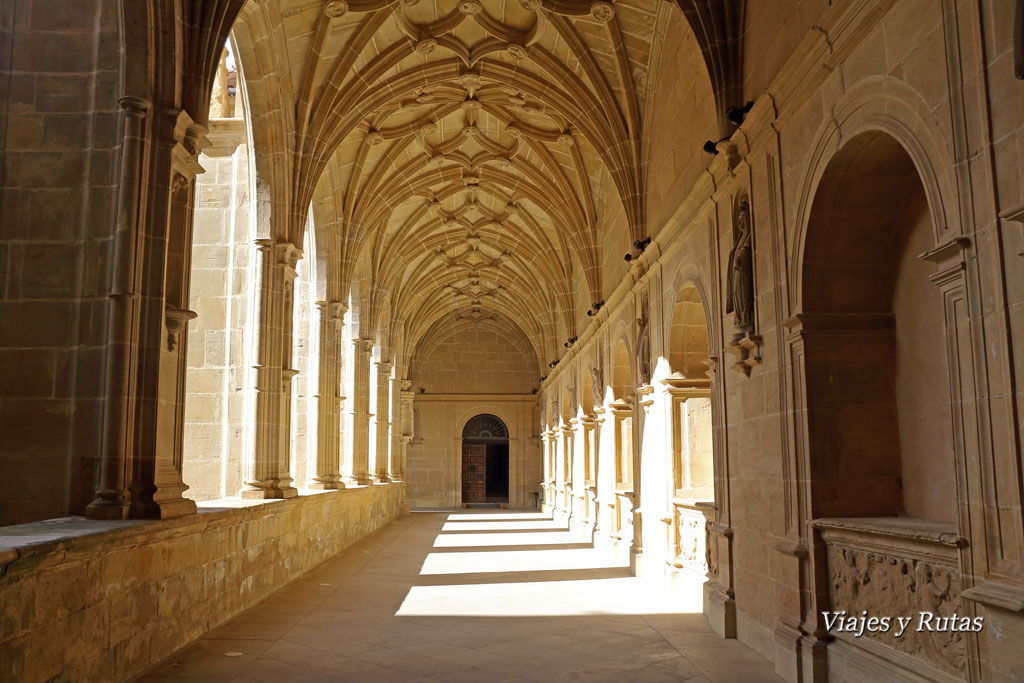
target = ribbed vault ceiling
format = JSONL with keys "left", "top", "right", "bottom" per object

{"left": 234, "top": 0, "right": 681, "bottom": 372}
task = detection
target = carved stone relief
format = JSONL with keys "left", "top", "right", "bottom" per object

{"left": 827, "top": 545, "right": 966, "bottom": 676}
{"left": 674, "top": 508, "right": 709, "bottom": 576}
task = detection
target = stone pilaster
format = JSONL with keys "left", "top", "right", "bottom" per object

{"left": 308, "top": 301, "right": 345, "bottom": 489}
{"left": 240, "top": 240, "right": 300, "bottom": 499}
{"left": 346, "top": 338, "right": 373, "bottom": 485}
{"left": 372, "top": 360, "right": 393, "bottom": 483}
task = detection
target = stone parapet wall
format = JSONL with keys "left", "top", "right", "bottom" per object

{"left": 0, "top": 484, "right": 405, "bottom": 683}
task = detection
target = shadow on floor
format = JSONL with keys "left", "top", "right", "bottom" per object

{"left": 137, "top": 510, "right": 782, "bottom": 683}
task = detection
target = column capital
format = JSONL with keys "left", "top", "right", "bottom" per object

{"left": 274, "top": 241, "right": 302, "bottom": 270}
{"left": 355, "top": 337, "right": 374, "bottom": 354}
{"left": 316, "top": 300, "right": 348, "bottom": 319}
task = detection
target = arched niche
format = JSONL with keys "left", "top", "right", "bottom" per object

{"left": 800, "top": 130, "right": 955, "bottom": 521}
{"left": 666, "top": 283, "right": 714, "bottom": 500}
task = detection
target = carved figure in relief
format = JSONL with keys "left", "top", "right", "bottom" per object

{"left": 726, "top": 197, "right": 754, "bottom": 341}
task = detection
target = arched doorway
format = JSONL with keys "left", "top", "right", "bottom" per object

{"left": 461, "top": 414, "right": 510, "bottom": 506}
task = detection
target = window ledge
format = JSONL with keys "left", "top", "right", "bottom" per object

{"left": 811, "top": 516, "right": 965, "bottom": 565}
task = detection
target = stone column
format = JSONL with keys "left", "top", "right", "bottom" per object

{"left": 390, "top": 378, "right": 410, "bottom": 481}
{"left": 308, "top": 301, "right": 345, "bottom": 489}
{"left": 87, "top": 97, "right": 151, "bottom": 520}
{"left": 541, "top": 430, "right": 554, "bottom": 513}
{"left": 570, "top": 417, "right": 587, "bottom": 535}
{"left": 240, "top": 240, "right": 299, "bottom": 499}
{"left": 372, "top": 360, "right": 393, "bottom": 483}
{"left": 87, "top": 103, "right": 203, "bottom": 520}
{"left": 594, "top": 407, "right": 608, "bottom": 539}
{"left": 631, "top": 386, "right": 654, "bottom": 576}
{"left": 579, "top": 416, "right": 597, "bottom": 539}
{"left": 347, "top": 338, "right": 373, "bottom": 485}
{"left": 559, "top": 424, "right": 575, "bottom": 525}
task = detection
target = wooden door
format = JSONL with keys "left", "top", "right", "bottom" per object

{"left": 461, "top": 443, "right": 486, "bottom": 504}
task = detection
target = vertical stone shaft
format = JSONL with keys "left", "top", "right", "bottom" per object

{"left": 309, "top": 301, "right": 345, "bottom": 489}
{"left": 87, "top": 97, "right": 151, "bottom": 519}
{"left": 88, "top": 103, "right": 201, "bottom": 520}
{"left": 397, "top": 380, "right": 414, "bottom": 481}
{"left": 373, "top": 361, "right": 393, "bottom": 482}
{"left": 348, "top": 338, "right": 374, "bottom": 485}
{"left": 241, "top": 240, "right": 298, "bottom": 498}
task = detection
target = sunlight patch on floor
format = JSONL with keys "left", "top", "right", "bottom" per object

{"left": 440, "top": 519, "right": 567, "bottom": 532}
{"left": 397, "top": 574, "right": 705, "bottom": 617}
{"left": 419, "top": 547, "right": 622, "bottom": 575}
{"left": 432, "top": 529, "right": 581, "bottom": 548}
{"left": 428, "top": 511, "right": 553, "bottom": 522}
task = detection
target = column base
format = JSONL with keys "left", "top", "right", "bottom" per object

{"left": 153, "top": 497, "right": 197, "bottom": 519}
{"left": 704, "top": 580, "right": 737, "bottom": 638}
{"left": 240, "top": 486, "right": 299, "bottom": 499}
{"left": 84, "top": 499, "right": 130, "bottom": 520}
{"left": 371, "top": 474, "right": 392, "bottom": 484}
{"left": 346, "top": 475, "right": 373, "bottom": 486}
{"left": 307, "top": 478, "right": 345, "bottom": 490}
{"left": 629, "top": 548, "right": 644, "bottom": 576}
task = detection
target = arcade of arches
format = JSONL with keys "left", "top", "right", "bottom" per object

{"left": 1, "top": 0, "right": 1023, "bottom": 681}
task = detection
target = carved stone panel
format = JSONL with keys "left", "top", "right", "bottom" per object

{"left": 827, "top": 545, "right": 967, "bottom": 676}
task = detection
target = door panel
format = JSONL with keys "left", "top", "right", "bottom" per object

{"left": 462, "top": 443, "right": 486, "bottom": 504}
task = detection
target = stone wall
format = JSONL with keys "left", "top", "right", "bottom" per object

{"left": 406, "top": 395, "right": 539, "bottom": 509}
{"left": 0, "top": 483, "right": 405, "bottom": 683}
{"left": 0, "top": 0, "right": 122, "bottom": 524}
{"left": 182, "top": 119, "right": 252, "bottom": 500}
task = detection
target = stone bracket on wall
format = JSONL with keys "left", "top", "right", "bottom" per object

{"left": 724, "top": 334, "right": 762, "bottom": 375}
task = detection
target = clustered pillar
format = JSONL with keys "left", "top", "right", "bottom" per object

{"left": 309, "top": 301, "right": 346, "bottom": 489}
{"left": 372, "top": 360, "right": 393, "bottom": 483}
{"left": 241, "top": 240, "right": 299, "bottom": 499}
{"left": 347, "top": 339, "right": 374, "bottom": 486}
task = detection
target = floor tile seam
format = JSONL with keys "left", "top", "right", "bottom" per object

{"left": 317, "top": 515, "right": 421, "bottom": 591}
{"left": 642, "top": 619, "right": 710, "bottom": 674}
{"left": 269, "top": 517, "right": 421, "bottom": 638}
{"left": 254, "top": 651, "right": 334, "bottom": 678}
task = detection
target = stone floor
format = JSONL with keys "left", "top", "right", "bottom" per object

{"left": 139, "top": 511, "right": 782, "bottom": 682}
